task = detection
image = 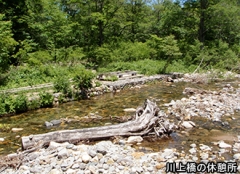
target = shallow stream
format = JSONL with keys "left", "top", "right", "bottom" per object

{"left": 0, "top": 80, "right": 240, "bottom": 156}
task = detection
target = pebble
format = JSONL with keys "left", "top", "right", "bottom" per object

{"left": 127, "top": 136, "right": 143, "bottom": 144}
{"left": 181, "top": 121, "right": 194, "bottom": 129}
{"left": 123, "top": 108, "right": 136, "bottom": 112}
{"left": 11, "top": 128, "right": 23, "bottom": 132}
{"left": 233, "top": 153, "right": 240, "bottom": 160}
{"left": 58, "top": 148, "right": 69, "bottom": 159}
{"left": 81, "top": 152, "right": 92, "bottom": 163}
{"left": 218, "top": 141, "right": 232, "bottom": 148}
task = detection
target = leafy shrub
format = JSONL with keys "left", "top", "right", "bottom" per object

{"left": 14, "top": 94, "right": 28, "bottom": 113}
{"left": 73, "top": 68, "right": 95, "bottom": 90}
{"left": 27, "top": 99, "right": 41, "bottom": 110}
{"left": 54, "top": 76, "right": 71, "bottom": 94}
{"left": 39, "top": 92, "right": 53, "bottom": 107}
{"left": 0, "top": 93, "right": 15, "bottom": 114}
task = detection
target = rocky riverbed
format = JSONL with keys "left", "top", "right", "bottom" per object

{"left": 2, "top": 136, "right": 240, "bottom": 174}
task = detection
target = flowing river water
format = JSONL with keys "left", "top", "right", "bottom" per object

{"left": 0, "top": 80, "right": 240, "bottom": 157}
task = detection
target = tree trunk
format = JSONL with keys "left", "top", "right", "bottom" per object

{"left": 21, "top": 99, "right": 177, "bottom": 150}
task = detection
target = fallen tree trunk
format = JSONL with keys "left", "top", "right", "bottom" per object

{"left": 21, "top": 99, "right": 177, "bottom": 150}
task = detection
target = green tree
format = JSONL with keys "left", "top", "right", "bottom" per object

{"left": 0, "top": 14, "right": 17, "bottom": 73}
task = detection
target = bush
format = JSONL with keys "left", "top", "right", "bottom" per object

{"left": 73, "top": 68, "right": 95, "bottom": 90}
{"left": 0, "top": 93, "right": 15, "bottom": 115}
{"left": 14, "top": 94, "right": 28, "bottom": 113}
{"left": 54, "top": 76, "right": 71, "bottom": 95}
{"left": 27, "top": 98, "right": 41, "bottom": 110}
{"left": 39, "top": 92, "right": 53, "bottom": 107}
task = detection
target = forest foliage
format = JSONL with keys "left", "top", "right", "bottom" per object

{"left": 0, "top": 0, "right": 239, "bottom": 89}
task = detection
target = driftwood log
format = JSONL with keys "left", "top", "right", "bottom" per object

{"left": 21, "top": 99, "right": 177, "bottom": 150}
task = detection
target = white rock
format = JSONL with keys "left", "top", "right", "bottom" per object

{"left": 127, "top": 136, "right": 143, "bottom": 144}
{"left": 0, "top": 138, "right": 4, "bottom": 141}
{"left": 49, "top": 169, "right": 63, "bottom": 174}
{"left": 200, "top": 144, "right": 211, "bottom": 151}
{"left": 12, "top": 128, "right": 23, "bottom": 132}
{"left": 233, "top": 153, "right": 240, "bottom": 160}
{"left": 188, "top": 121, "right": 196, "bottom": 127}
{"left": 77, "top": 144, "right": 89, "bottom": 152}
{"left": 189, "top": 148, "right": 197, "bottom": 154}
{"left": 81, "top": 152, "right": 92, "bottom": 163}
{"left": 66, "top": 168, "right": 75, "bottom": 174}
{"left": 123, "top": 108, "right": 136, "bottom": 112}
{"left": 218, "top": 141, "right": 232, "bottom": 148}
{"left": 200, "top": 153, "right": 209, "bottom": 160}
{"left": 181, "top": 121, "right": 195, "bottom": 129}
{"left": 58, "top": 148, "right": 69, "bottom": 158}
{"left": 190, "top": 143, "right": 196, "bottom": 148}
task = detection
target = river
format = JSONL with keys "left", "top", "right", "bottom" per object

{"left": 0, "top": 80, "right": 239, "bottom": 157}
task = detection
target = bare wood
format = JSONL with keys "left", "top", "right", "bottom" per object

{"left": 21, "top": 99, "right": 176, "bottom": 150}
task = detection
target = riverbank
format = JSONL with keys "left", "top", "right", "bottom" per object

{"left": 1, "top": 135, "right": 240, "bottom": 173}
{"left": 0, "top": 73, "right": 178, "bottom": 117}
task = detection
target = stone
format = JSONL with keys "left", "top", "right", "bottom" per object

{"left": 82, "top": 152, "right": 92, "bottom": 163}
{"left": 66, "top": 169, "right": 75, "bottom": 174}
{"left": 58, "top": 148, "right": 69, "bottom": 159}
{"left": 91, "top": 156, "right": 99, "bottom": 163}
{"left": 49, "top": 169, "right": 63, "bottom": 174}
{"left": 96, "top": 146, "right": 107, "bottom": 155}
{"left": 190, "top": 143, "right": 196, "bottom": 148}
{"left": 88, "top": 165, "right": 97, "bottom": 174}
{"left": 127, "top": 136, "right": 143, "bottom": 144}
{"left": 123, "top": 108, "right": 136, "bottom": 112}
{"left": 45, "top": 121, "right": 53, "bottom": 127}
{"left": 0, "top": 137, "right": 5, "bottom": 141}
{"left": 181, "top": 121, "right": 195, "bottom": 129}
{"left": 28, "top": 152, "right": 41, "bottom": 161}
{"left": 156, "top": 163, "right": 165, "bottom": 169}
{"left": 233, "top": 153, "right": 240, "bottom": 160}
{"left": 71, "top": 163, "right": 80, "bottom": 169}
{"left": 189, "top": 148, "right": 197, "bottom": 154}
{"left": 11, "top": 128, "right": 23, "bottom": 132}
{"left": 200, "top": 153, "right": 209, "bottom": 160}
{"left": 79, "top": 163, "right": 86, "bottom": 170}
{"left": 88, "top": 150, "right": 97, "bottom": 158}
{"left": 218, "top": 141, "right": 232, "bottom": 148}
{"left": 162, "top": 149, "right": 175, "bottom": 159}
{"left": 50, "top": 119, "right": 62, "bottom": 125}
{"left": 200, "top": 144, "right": 211, "bottom": 151}
{"left": 49, "top": 141, "right": 62, "bottom": 149}
{"left": 103, "top": 164, "right": 109, "bottom": 170}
